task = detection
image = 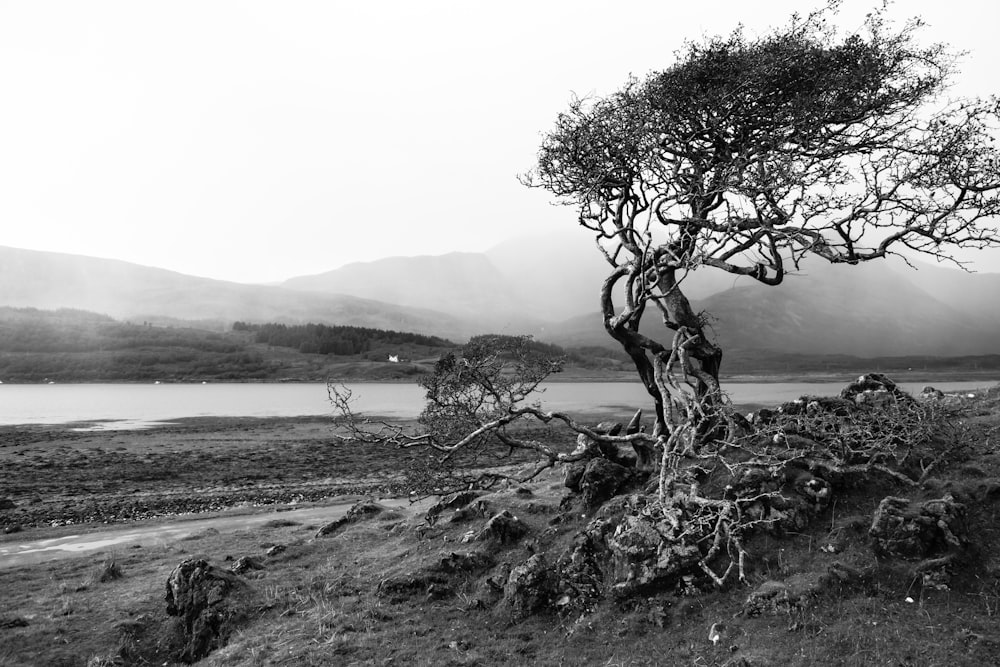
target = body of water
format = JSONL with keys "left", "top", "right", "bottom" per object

{"left": 1, "top": 379, "right": 996, "bottom": 428}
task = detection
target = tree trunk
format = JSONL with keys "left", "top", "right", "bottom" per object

{"left": 657, "top": 269, "right": 723, "bottom": 400}
{"left": 600, "top": 265, "right": 724, "bottom": 438}
{"left": 600, "top": 269, "right": 669, "bottom": 436}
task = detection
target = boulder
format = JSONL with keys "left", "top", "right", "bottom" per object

{"left": 447, "top": 499, "right": 493, "bottom": 524}
{"left": 476, "top": 510, "right": 528, "bottom": 544}
{"left": 803, "top": 396, "right": 856, "bottom": 416}
{"left": 164, "top": 559, "right": 250, "bottom": 663}
{"left": 315, "top": 499, "right": 388, "bottom": 537}
{"left": 375, "top": 551, "right": 494, "bottom": 603}
{"left": 563, "top": 461, "right": 586, "bottom": 492}
{"left": 564, "top": 417, "right": 643, "bottom": 470}
{"left": 424, "top": 490, "right": 483, "bottom": 525}
{"left": 593, "top": 421, "right": 624, "bottom": 437}
{"left": 229, "top": 556, "right": 264, "bottom": 575}
{"left": 590, "top": 421, "right": 642, "bottom": 468}
{"left": 840, "top": 373, "right": 913, "bottom": 407}
{"left": 0, "top": 497, "right": 16, "bottom": 510}
{"left": 920, "top": 386, "right": 946, "bottom": 400}
{"left": 869, "top": 494, "right": 967, "bottom": 559}
{"left": 502, "top": 554, "right": 552, "bottom": 620}
{"left": 606, "top": 510, "right": 702, "bottom": 597}
{"left": 749, "top": 407, "right": 778, "bottom": 426}
{"left": 579, "top": 458, "right": 632, "bottom": 508}
{"left": 378, "top": 570, "right": 450, "bottom": 601}
{"left": 553, "top": 517, "right": 615, "bottom": 615}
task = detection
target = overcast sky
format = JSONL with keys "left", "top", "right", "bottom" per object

{"left": 1, "top": 0, "right": 998, "bottom": 283}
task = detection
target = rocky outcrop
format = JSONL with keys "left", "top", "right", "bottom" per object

{"left": 502, "top": 554, "right": 553, "bottom": 620}
{"left": 841, "top": 373, "right": 913, "bottom": 407}
{"left": 553, "top": 506, "right": 620, "bottom": 615}
{"left": 476, "top": 510, "right": 528, "bottom": 544}
{"left": 230, "top": 556, "right": 264, "bottom": 575}
{"left": 164, "top": 559, "right": 251, "bottom": 663}
{"left": 448, "top": 499, "right": 493, "bottom": 524}
{"left": 424, "top": 490, "right": 483, "bottom": 525}
{"left": 378, "top": 570, "right": 451, "bottom": 601}
{"left": 578, "top": 458, "right": 633, "bottom": 509}
{"left": 563, "top": 461, "right": 587, "bottom": 492}
{"left": 378, "top": 550, "right": 495, "bottom": 603}
{"left": 504, "top": 374, "right": 962, "bottom": 622}
{"left": 606, "top": 508, "right": 702, "bottom": 597}
{"left": 315, "top": 499, "right": 391, "bottom": 537}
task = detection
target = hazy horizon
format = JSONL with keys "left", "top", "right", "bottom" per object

{"left": 2, "top": 0, "right": 999, "bottom": 284}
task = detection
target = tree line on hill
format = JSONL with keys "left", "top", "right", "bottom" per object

{"left": 2, "top": 307, "right": 994, "bottom": 383}
{"left": 0, "top": 307, "right": 269, "bottom": 382}
{"left": 0, "top": 307, "right": 241, "bottom": 354}
{"left": 231, "top": 321, "right": 454, "bottom": 356}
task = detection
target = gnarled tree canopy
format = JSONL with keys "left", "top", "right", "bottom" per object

{"left": 526, "top": 6, "right": 1000, "bottom": 435}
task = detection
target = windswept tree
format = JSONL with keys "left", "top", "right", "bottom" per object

{"left": 525, "top": 5, "right": 1000, "bottom": 437}
{"left": 333, "top": 5, "right": 989, "bottom": 588}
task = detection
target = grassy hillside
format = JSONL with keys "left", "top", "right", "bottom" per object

{"left": 0, "top": 308, "right": 456, "bottom": 383}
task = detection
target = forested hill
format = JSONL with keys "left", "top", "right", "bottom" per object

{"left": 0, "top": 308, "right": 635, "bottom": 382}
{"left": 5, "top": 307, "right": 990, "bottom": 383}
{"left": 0, "top": 307, "right": 262, "bottom": 382}
{"left": 0, "top": 308, "right": 239, "bottom": 354}
{"left": 0, "top": 308, "right": 461, "bottom": 382}
{"left": 232, "top": 322, "right": 453, "bottom": 356}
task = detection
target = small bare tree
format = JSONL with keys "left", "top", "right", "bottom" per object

{"left": 331, "top": 335, "right": 654, "bottom": 493}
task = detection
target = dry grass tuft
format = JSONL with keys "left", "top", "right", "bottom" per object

{"left": 92, "top": 555, "right": 125, "bottom": 584}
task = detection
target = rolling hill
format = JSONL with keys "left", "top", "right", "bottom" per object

{"left": 282, "top": 252, "right": 538, "bottom": 327}
{"left": 4, "top": 242, "right": 999, "bottom": 360}
{"left": 0, "top": 246, "right": 469, "bottom": 339}
{"left": 545, "top": 258, "right": 1000, "bottom": 357}
{"left": 281, "top": 233, "right": 753, "bottom": 324}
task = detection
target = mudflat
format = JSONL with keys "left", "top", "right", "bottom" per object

{"left": 0, "top": 415, "right": 422, "bottom": 531}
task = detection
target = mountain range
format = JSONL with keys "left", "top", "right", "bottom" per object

{"left": 2, "top": 238, "right": 999, "bottom": 359}
{"left": 0, "top": 246, "right": 468, "bottom": 339}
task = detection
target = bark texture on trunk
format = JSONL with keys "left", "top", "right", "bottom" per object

{"left": 657, "top": 269, "right": 722, "bottom": 400}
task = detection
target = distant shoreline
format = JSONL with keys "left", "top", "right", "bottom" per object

{"left": 3, "top": 368, "right": 999, "bottom": 385}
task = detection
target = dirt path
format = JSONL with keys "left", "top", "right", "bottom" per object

{"left": 0, "top": 497, "right": 425, "bottom": 569}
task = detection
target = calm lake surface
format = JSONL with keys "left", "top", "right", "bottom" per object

{"left": 2, "top": 380, "right": 997, "bottom": 428}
